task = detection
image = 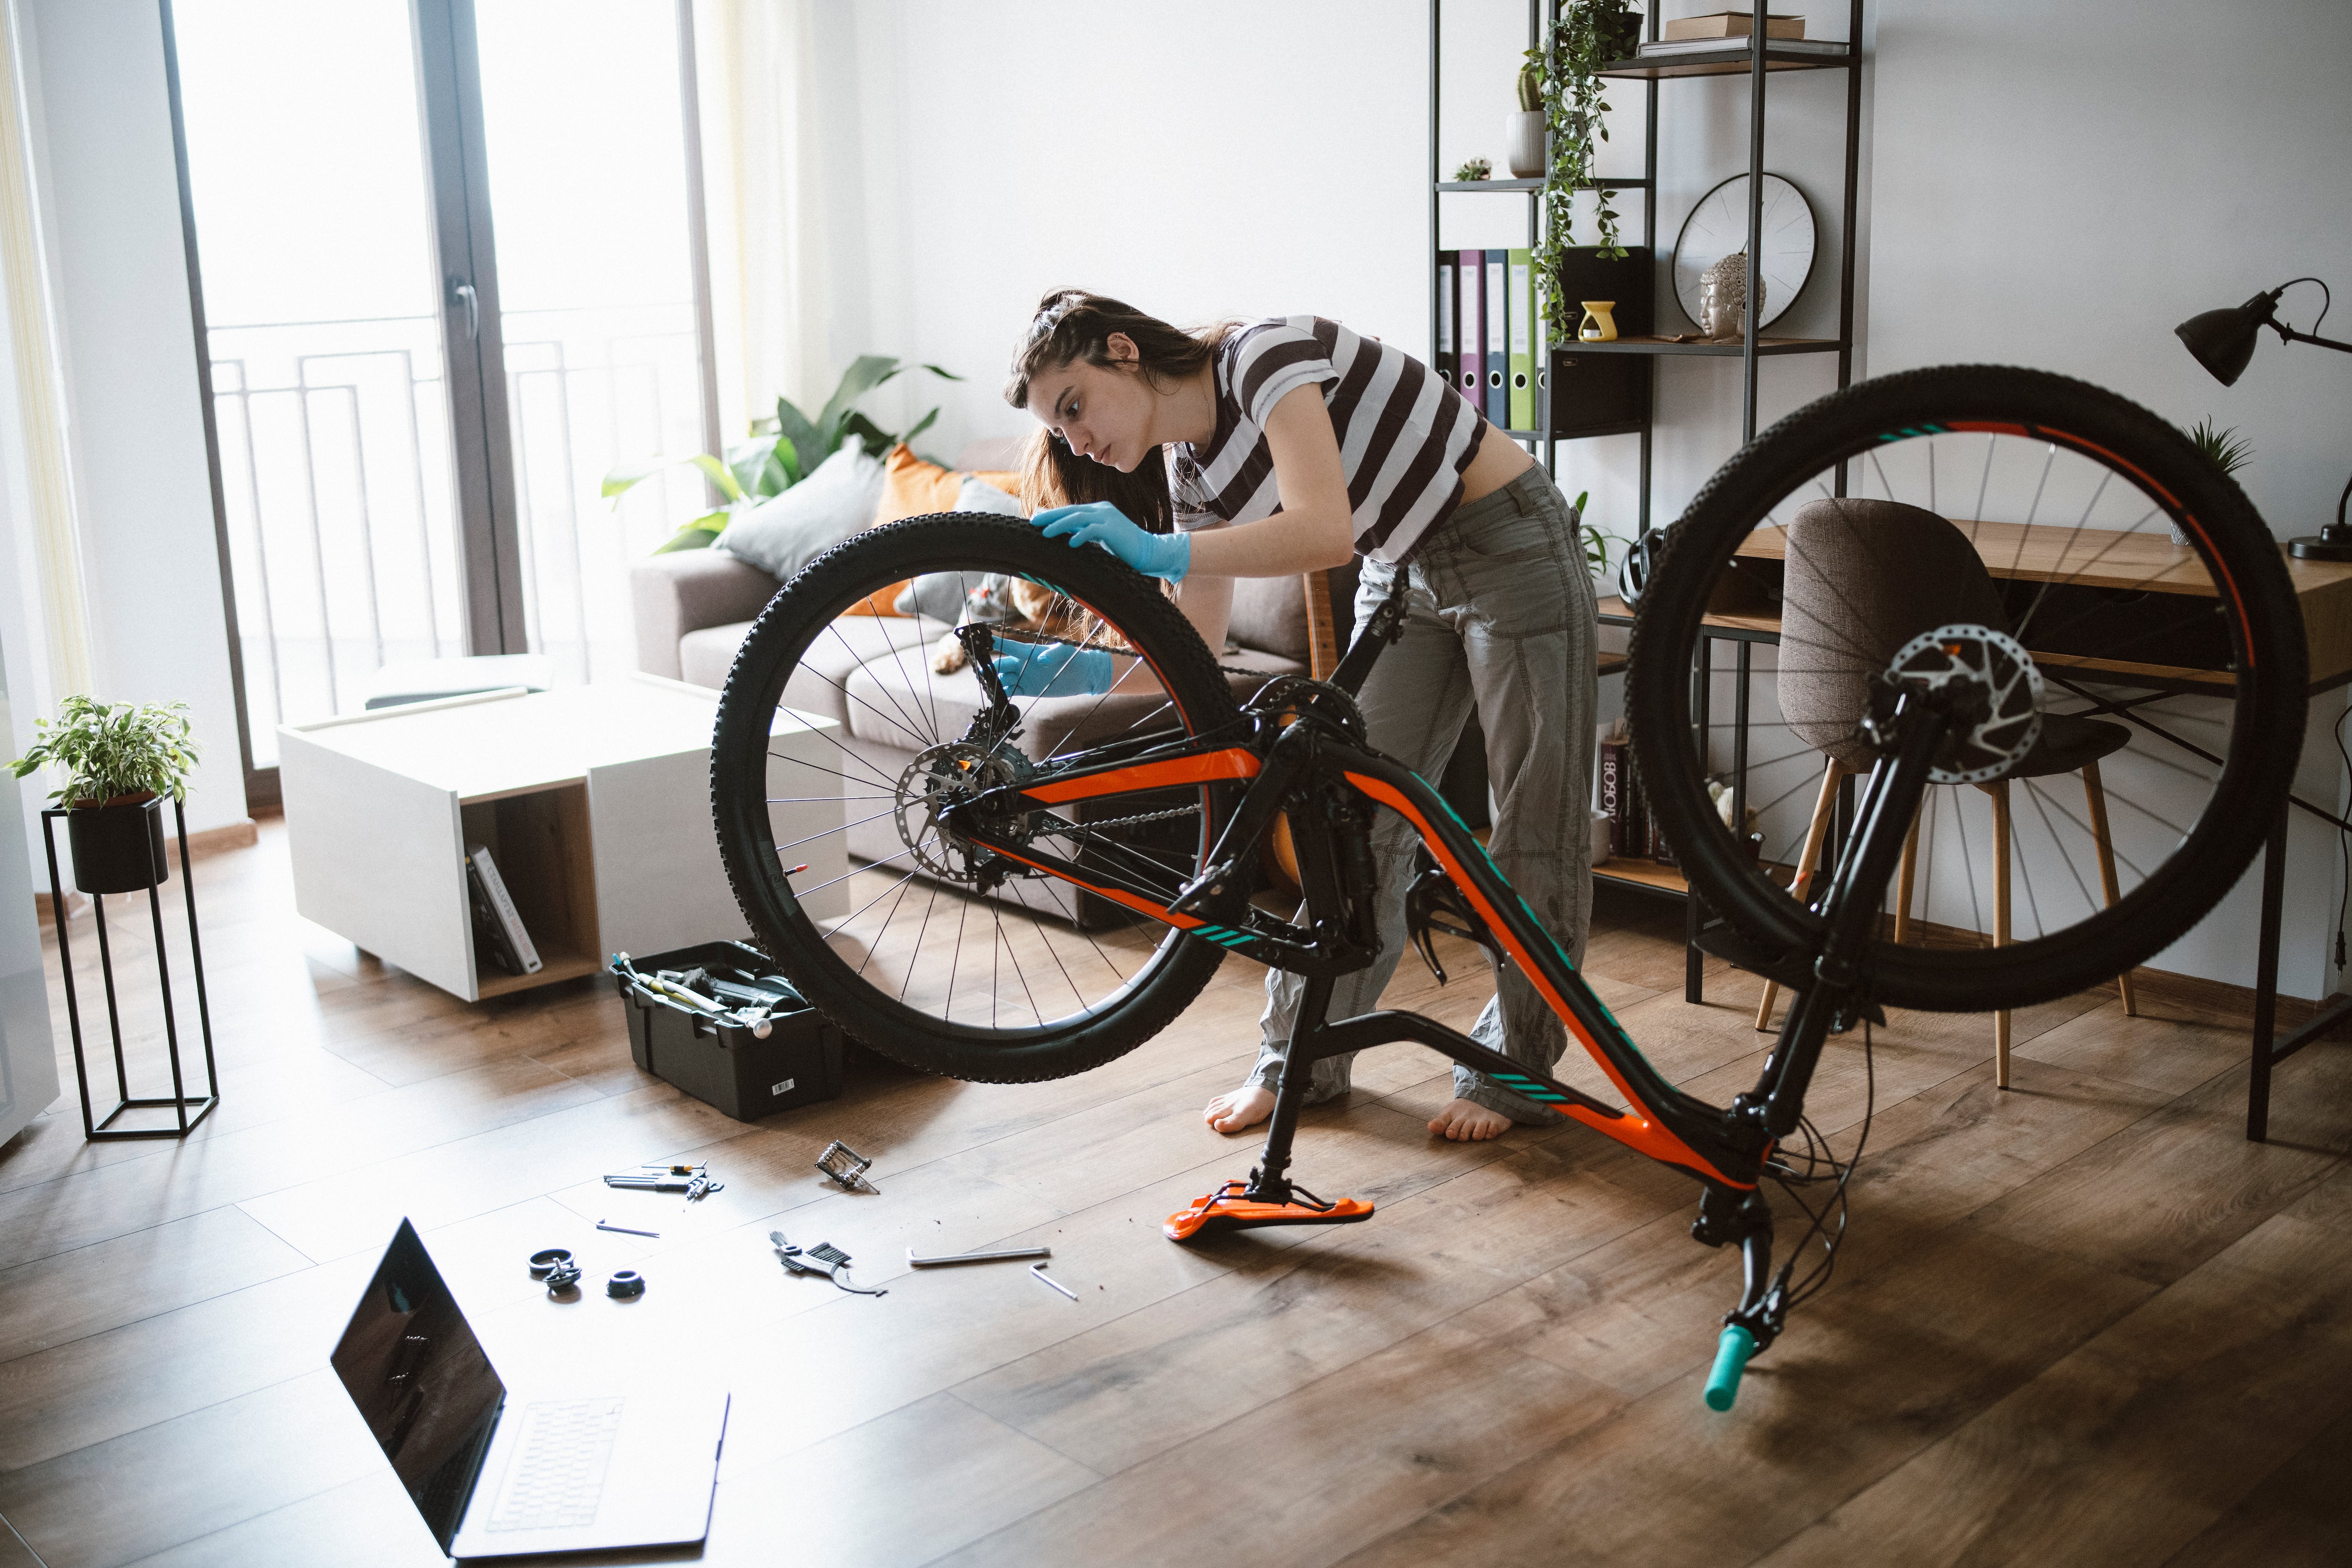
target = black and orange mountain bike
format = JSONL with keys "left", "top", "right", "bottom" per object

{"left": 709, "top": 368, "right": 2304, "bottom": 1409}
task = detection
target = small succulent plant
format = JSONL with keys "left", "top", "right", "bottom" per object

{"left": 1453, "top": 157, "right": 1493, "bottom": 181}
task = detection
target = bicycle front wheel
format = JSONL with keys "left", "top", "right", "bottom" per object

{"left": 710, "top": 512, "right": 1247, "bottom": 1083}
{"left": 1628, "top": 365, "right": 2306, "bottom": 1013}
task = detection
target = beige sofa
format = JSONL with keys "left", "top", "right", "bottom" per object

{"left": 632, "top": 496, "right": 1358, "bottom": 927}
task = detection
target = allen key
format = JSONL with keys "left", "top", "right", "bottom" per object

{"left": 1028, "top": 1263, "right": 1078, "bottom": 1301}
{"left": 906, "top": 1244, "right": 1051, "bottom": 1269}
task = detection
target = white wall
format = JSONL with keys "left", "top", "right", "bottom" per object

{"left": 17, "top": 0, "right": 246, "bottom": 834}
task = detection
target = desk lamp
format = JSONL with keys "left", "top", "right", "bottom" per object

{"left": 2176, "top": 277, "right": 2352, "bottom": 560}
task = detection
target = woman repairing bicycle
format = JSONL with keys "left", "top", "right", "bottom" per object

{"left": 1005, "top": 288, "right": 1599, "bottom": 1142}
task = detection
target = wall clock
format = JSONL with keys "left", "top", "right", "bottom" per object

{"left": 1671, "top": 173, "right": 1816, "bottom": 332}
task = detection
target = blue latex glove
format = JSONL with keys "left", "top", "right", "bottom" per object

{"left": 1033, "top": 501, "right": 1192, "bottom": 582}
{"left": 992, "top": 642, "right": 1114, "bottom": 698}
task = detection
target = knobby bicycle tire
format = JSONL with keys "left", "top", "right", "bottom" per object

{"left": 1627, "top": 365, "right": 2306, "bottom": 1012}
{"left": 710, "top": 512, "right": 1241, "bottom": 1083}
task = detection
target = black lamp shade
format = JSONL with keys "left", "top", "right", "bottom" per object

{"left": 2176, "top": 304, "right": 2261, "bottom": 386}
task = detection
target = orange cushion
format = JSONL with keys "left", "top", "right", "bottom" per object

{"left": 844, "top": 448, "right": 1025, "bottom": 615}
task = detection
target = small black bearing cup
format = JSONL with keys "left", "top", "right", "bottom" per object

{"left": 528, "top": 1248, "right": 574, "bottom": 1279}
{"left": 606, "top": 1269, "right": 646, "bottom": 1300}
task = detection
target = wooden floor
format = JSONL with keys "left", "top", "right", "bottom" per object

{"left": 1, "top": 818, "right": 2348, "bottom": 1567}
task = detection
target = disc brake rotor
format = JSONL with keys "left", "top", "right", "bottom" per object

{"left": 897, "top": 740, "right": 1034, "bottom": 882}
{"left": 1885, "top": 622, "right": 2042, "bottom": 785}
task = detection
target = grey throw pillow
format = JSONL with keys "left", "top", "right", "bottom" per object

{"left": 713, "top": 443, "right": 885, "bottom": 583}
{"left": 891, "top": 474, "right": 1033, "bottom": 618}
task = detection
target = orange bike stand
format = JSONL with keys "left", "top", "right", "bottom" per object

{"left": 1163, "top": 1180, "right": 1375, "bottom": 1242}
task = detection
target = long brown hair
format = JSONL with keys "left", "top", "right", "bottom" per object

{"left": 1005, "top": 288, "right": 1229, "bottom": 533}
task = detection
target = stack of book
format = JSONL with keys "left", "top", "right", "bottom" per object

{"left": 1597, "top": 727, "right": 1675, "bottom": 868}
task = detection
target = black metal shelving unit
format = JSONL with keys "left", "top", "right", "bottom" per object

{"left": 1430, "top": 0, "right": 1866, "bottom": 995}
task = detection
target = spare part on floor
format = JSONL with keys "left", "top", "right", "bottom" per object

{"left": 814, "top": 1140, "right": 876, "bottom": 1192}
{"left": 769, "top": 1232, "right": 885, "bottom": 1296}
{"left": 605, "top": 1269, "right": 647, "bottom": 1299}
{"left": 1028, "top": 1264, "right": 1078, "bottom": 1301}
{"left": 906, "top": 1245, "right": 1051, "bottom": 1268}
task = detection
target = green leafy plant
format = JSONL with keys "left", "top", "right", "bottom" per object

{"left": 10, "top": 696, "right": 201, "bottom": 806}
{"left": 2186, "top": 417, "right": 2254, "bottom": 478}
{"left": 1527, "top": 2, "right": 1641, "bottom": 345}
{"left": 1453, "top": 157, "right": 1493, "bottom": 181}
{"left": 1573, "top": 490, "right": 1622, "bottom": 576}
{"left": 604, "top": 355, "right": 961, "bottom": 552}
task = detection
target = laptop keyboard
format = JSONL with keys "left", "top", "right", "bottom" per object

{"left": 484, "top": 1396, "right": 626, "bottom": 1533}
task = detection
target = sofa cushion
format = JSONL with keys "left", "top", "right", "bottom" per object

{"left": 714, "top": 442, "right": 885, "bottom": 583}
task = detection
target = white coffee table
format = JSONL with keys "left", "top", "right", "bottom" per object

{"left": 277, "top": 677, "right": 845, "bottom": 1001}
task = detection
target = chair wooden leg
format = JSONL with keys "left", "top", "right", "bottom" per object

{"left": 1756, "top": 759, "right": 1845, "bottom": 1031}
{"left": 1892, "top": 802, "right": 1923, "bottom": 945}
{"left": 2081, "top": 759, "right": 2137, "bottom": 1016}
{"left": 1983, "top": 779, "right": 2013, "bottom": 1088}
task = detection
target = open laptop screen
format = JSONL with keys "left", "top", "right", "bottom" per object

{"left": 331, "top": 1219, "right": 506, "bottom": 1551}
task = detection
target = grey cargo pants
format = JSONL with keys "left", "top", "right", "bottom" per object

{"left": 1249, "top": 463, "right": 1600, "bottom": 1121}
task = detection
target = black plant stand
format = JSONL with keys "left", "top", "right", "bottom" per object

{"left": 41, "top": 800, "right": 220, "bottom": 1139}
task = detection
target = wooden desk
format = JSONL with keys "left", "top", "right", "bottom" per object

{"left": 1594, "top": 520, "right": 2352, "bottom": 1138}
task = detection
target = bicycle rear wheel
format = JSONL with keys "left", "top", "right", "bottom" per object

{"left": 710, "top": 512, "right": 1247, "bottom": 1083}
{"left": 1628, "top": 365, "right": 2306, "bottom": 1013}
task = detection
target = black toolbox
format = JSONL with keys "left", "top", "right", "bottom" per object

{"left": 610, "top": 940, "right": 843, "bottom": 1121}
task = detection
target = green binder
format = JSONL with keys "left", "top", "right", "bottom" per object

{"left": 1507, "top": 247, "right": 1535, "bottom": 432}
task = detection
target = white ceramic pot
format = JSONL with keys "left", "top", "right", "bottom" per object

{"left": 1589, "top": 808, "right": 1614, "bottom": 868}
{"left": 1505, "top": 111, "right": 1546, "bottom": 179}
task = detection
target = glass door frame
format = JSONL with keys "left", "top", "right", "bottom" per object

{"left": 163, "top": 0, "right": 723, "bottom": 805}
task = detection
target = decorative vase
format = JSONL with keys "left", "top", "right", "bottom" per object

{"left": 64, "top": 793, "right": 170, "bottom": 895}
{"left": 1505, "top": 110, "right": 1546, "bottom": 178}
{"left": 1578, "top": 301, "right": 1619, "bottom": 342}
{"left": 1590, "top": 809, "right": 1614, "bottom": 868}
{"left": 1700, "top": 251, "right": 1764, "bottom": 339}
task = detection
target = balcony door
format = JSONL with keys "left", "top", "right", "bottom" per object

{"left": 166, "top": 0, "right": 718, "bottom": 792}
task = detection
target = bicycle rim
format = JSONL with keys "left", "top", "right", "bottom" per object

{"left": 1627, "top": 365, "right": 2306, "bottom": 1013}
{"left": 709, "top": 512, "right": 1246, "bottom": 1082}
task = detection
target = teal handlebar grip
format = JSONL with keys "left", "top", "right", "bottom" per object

{"left": 1704, "top": 1325, "right": 1757, "bottom": 1411}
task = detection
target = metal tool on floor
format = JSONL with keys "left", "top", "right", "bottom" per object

{"left": 906, "top": 1244, "right": 1051, "bottom": 1268}
{"left": 1028, "top": 1263, "right": 1078, "bottom": 1301}
{"left": 527, "top": 1248, "right": 583, "bottom": 1295}
{"left": 815, "top": 1140, "right": 877, "bottom": 1193}
{"left": 597, "top": 1220, "right": 661, "bottom": 1238}
{"left": 769, "top": 1231, "right": 885, "bottom": 1296}
{"left": 604, "top": 1164, "right": 723, "bottom": 1201}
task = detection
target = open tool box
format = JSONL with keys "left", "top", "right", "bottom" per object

{"left": 610, "top": 940, "right": 844, "bottom": 1120}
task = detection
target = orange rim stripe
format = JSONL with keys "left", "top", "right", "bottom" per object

{"left": 1024, "top": 747, "right": 1261, "bottom": 804}
{"left": 1345, "top": 772, "right": 1748, "bottom": 1186}
{"left": 1941, "top": 420, "right": 2253, "bottom": 669}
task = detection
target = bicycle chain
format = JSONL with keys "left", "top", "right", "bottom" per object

{"left": 1039, "top": 804, "right": 1202, "bottom": 834}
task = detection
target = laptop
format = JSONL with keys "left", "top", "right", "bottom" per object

{"left": 330, "top": 1219, "right": 729, "bottom": 1560}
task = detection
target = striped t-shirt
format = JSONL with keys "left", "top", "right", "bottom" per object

{"left": 1167, "top": 316, "right": 1483, "bottom": 564}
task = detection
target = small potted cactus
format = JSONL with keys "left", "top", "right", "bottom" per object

{"left": 10, "top": 696, "right": 201, "bottom": 893}
{"left": 1507, "top": 58, "right": 1547, "bottom": 177}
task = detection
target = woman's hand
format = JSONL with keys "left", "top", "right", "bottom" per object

{"left": 991, "top": 640, "right": 1114, "bottom": 697}
{"left": 1032, "top": 502, "right": 1192, "bottom": 582}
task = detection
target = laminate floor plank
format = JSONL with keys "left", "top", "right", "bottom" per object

{"left": 1740, "top": 1208, "right": 2352, "bottom": 1568}
{"left": 0, "top": 1056, "right": 604, "bottom": 1267}
{"left": 0, "top": 1205, "right": 313, "bottom": 1363}
{"left": 0, "top": 1518, "right": 43, "bottom": 1568}
{"left": 0, "top": 1369, "right": 383, "bottom": 1568}
{"left": 4, "top": 825, "right": 2345, "bottom": 1568}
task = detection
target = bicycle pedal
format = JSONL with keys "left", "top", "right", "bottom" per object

{"left": 1162, "top": 1180, "right": 1375, "bottom": 1242}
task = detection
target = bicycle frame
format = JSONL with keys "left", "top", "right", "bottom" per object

{"left": 933, "top": 598, "right": 1957, "bottom": 1405}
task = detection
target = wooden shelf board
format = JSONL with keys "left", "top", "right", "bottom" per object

{"left": 1557, "top": 334, "right": 1843, "bottom": 357}
{"left": 476, "top": 949, "right": 602, "bottom": 998}
{"left": 1592, "top": 857, "right": 1688, "bottom": 895}
{"left": 1598, "top": 48, "right": 1855, "bottom": 80}
{"left": 1598, "top": 650, "right": 1629, "bottom": 677}
{"left": 1436, "top": 177, "right": 1653, "bottom": 193}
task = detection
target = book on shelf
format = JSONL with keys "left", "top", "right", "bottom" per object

{"left": 1507, "top": 247, "right": 1535, "bottom": 431}
{"left": 1484, "top": 249, "right": 1511, "bottom": 428}
{"left": 1435, "top": 255, "right": 1458, "bottom": 392}
{"left": 1662, "top": 11, "right": 1805, "bottom": 40}
{"left": 465, "top": 843, "right": 541, "bottom": 976}
{"left": 1456, "top": 250, "right": 1486, "bottom": 403}
{"left": 1636, "top": 34, "right": 1848, "bottom": 56}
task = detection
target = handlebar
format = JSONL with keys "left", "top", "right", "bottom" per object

{"left": 1704, "top": 1324, "right": 1757, "bottom": 1411}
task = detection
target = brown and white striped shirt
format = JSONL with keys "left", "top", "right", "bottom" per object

{"left": 1167, "top": 316, "right": 1483, "bottom": 564}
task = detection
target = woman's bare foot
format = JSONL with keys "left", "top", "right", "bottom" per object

{"left": 1204, "top": 1085, "right": 1276, "bottom": 1133}
{"left": 1428, "top": 1098, "right": 1513, "bottom": 1141}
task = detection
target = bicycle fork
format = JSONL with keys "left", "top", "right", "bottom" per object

{"left": 1698, "top": 687, "right": 1954, "bottom": 1409}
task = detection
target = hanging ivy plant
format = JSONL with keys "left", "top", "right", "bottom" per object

{"left": 1527, "top": 3, "right": 1642, "bottom": 346}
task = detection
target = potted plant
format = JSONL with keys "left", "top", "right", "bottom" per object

{"left": 1527, "top": 2, "right": 1643, "bottom": 345}
{"left": 10, "top": 696, "right": 201, "bottom": 894}
{"left": 1507, "top": 60, "right": 1547, "bottom": 178}
{"left": 604, "top": 354, "right": 960, "bottom": 553}
{"left": 2175, "top": 418, "right": 2253, "bottom": 543}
